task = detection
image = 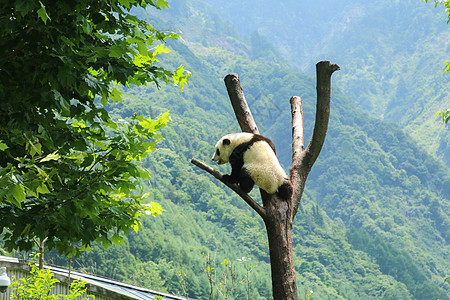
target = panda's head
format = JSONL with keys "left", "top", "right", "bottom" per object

{"left": 212, "top": 136, "right": 233, "bottom": 165}
{"left": 212, "top": 133, "right": 254, "bottom": 165}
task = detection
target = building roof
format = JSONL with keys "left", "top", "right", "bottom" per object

{"left": 0, "top": 256, "right": 188, "bottom": 300}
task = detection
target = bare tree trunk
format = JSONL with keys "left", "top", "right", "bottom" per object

{"left": 263, "top": 192, "right": 297, "bottom": 299}
{"left": 35, "top": 236, "right": 48, "bottom": 269}
{"left": 191, "top": 61, "right": 339, "bottom": 300}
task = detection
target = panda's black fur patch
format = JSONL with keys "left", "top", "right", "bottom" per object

{"left": 277, "top": 181, "right": 293, "bottom": 199}
{"left": 222, "top": 134, "right": 291, "bottom": 196}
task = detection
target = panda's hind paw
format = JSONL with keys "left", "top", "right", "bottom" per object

{"left": 221, "top": 174, "right": 233, "bottom": 184}
{"left": 277, "top": 181, "right": 293, "bottom": 199}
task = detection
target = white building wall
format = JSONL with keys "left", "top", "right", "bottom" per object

{"left": 0, "top": 257, "right": 108, "bottom": 300}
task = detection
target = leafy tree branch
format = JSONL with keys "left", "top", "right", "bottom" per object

{"left": 0, "top": 0, "right": 189, "bottom": 256}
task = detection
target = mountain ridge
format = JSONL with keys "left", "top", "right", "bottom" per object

{"left": 201, "top": 0, "right": 450, "bottom": 166}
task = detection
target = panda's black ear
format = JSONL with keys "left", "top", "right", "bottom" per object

{"left": 223, "top": 138, "right": 231, "bottom": 145}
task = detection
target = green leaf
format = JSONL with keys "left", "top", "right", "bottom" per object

{"left": 133, "top": 53, "right": 153, "bottom": 67}
{"left": 156, "top": 0, "right": 169, "bottom": 9}
{"left": 133, "top": 26, "right": 146, "bottom": 39}
{"left": 10, "top": 184, "right": 25, "bottom": 207}
{"left": 118, "top": 0, "right": 132, "bottom": 9}
{"left": 109, "top": 45, "right": 125, "bottom": 58}
{"left": 77, "top": 15, "right": 92, "bottom": 34}
{"left": 37, "top": 2, "right": 50, "bottom": 24}
{"left": 29, "top": 142, "right": 42, "bottom": 157}
{"left": 34, "top": 165, "right": 49, "bottom": 179}
{"left": 110, "top": 87, "right": 123, "bottom": 103}
{"left": 36, "top": 183, "right": 50, "bottom": 194}
{"left": 66, "top": 151, "right": 87, "bottom": 160}
{"left": 110, "top": 233, "right": 124, "bottom": 245}
{"left": 40, "top": 151, "right": 60, "bottom": 163}
{"left": 153, "top": 43, "right": 170, "bottom": 56}
{"left": 173, "top": 65, "right": 191, "bottom": 90}
{"left": 142, "top": 202, "right": 164, "bottom": 216}
{"left": 101, "top": 93, "right": 108, "bottom": 106}
{"left": 137, "top": 116, "right": 155, "bottom": 130}
{"left": 0, "top": 141, "right": 8, "bottom": 151}
{"left": 444, "top": 60, "right": 450, "bottom": 73}
{"left": 136, "top": 40, "right": 148, "bottom": 56}
{"left": 20, "top": 224, "right": 32, "bottom": 236}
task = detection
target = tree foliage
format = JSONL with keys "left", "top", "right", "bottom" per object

{"left": 0, "top": 0, "right": 189, "bottom": 256}
{"left": 11, "top": 255, "right": 94, "bottom": 300}
{"left": 435, "top": 109, "right": 450, "bottom": 124}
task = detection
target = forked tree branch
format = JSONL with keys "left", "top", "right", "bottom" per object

{"left": 289, "top": 96, "right": 305, "bottom": 210}
{"left": 191, "top": 62, "right": 338, "bottom": 220}
{"left": 304, "top": 61, "right": 339, "bottom": 170}
{"left": 290, "top": 96, "right": 304, "bottom": 166}
{"left": 191, "top": 62, "right": 338, "bottom": 300}
{"left": 190, "top": 74, "right": 266, "bottom": 219}
{"left": 290, "top": 61, "right": 339, "bottom": 216}
{"left": 224, "top": 74, "right": 259, "bottom": 134}
{"left": 190, "top": 158, "right": 267, "bottom": 219}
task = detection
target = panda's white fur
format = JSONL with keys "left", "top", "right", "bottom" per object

{"left": 212, "top": 132, "right": 290, "bottom": 195}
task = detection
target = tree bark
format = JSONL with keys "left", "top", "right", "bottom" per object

{"left": 263, "top": 191, "right": 297, "bottom": 299}
{"left": 291, "top": 61, "right": 340, "bottom": 216}
{"left": 224, "top": 74, "right": 259, "bottom": 134}
{"left": 191, "top": 61, "right": 339, "bottom": 300}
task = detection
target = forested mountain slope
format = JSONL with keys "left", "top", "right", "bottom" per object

{"left": 43, "top": 1, "right": 450, "bottom": 299}
{"left": 202, "top": 0, "right": 450, "bottom": 166}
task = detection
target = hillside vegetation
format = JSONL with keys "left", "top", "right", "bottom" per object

{"left": 202, "top": 0, "right": 450, "bottom": 166}
{"left": 43, "top": 1, "right": 450, "bottom": 299}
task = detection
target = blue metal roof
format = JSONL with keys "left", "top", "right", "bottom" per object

{"left": 48, "top": 265, "right": 189, "bottom": 300}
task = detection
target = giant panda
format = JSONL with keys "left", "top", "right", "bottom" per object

{"left": 211, "top": 132, "right": 292, "bottom": 198}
